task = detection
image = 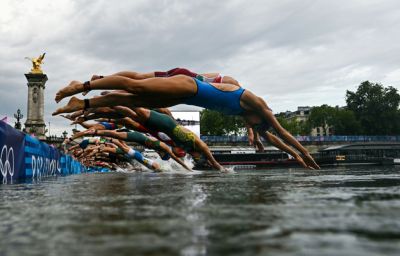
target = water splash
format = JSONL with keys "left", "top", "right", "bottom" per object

{"left": 115, "top": 152, "right": 200, "bottom": 174}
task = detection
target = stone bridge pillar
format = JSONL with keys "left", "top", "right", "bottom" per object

{"left": 24, "top": 73, "right": 47, "bottom": 140}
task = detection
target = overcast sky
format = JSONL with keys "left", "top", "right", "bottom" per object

{"left": 1, "top": 0, "right": 399, "bottom": 136}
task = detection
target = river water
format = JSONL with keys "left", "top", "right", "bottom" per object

{"left": 1, "top": 166, "right": 400, "bottom": 256}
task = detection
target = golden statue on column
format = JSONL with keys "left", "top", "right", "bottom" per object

{"left": 25, "top": 52, "right": 46, "bottom": 74}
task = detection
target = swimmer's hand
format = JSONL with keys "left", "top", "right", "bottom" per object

{"left": 254, "top": 139, "right": 265, "bottom": 153}
{"left": 152, "top": 162, "right": 162, "bottom": 172}
{"left": 302, "top": 153, "right": 320, "bottom": 170}
{"left": 294, "top": 154, "right": 309, "bottom": 169}
{"left": 219, "top": 167, "right": 236, "bottom": 174}
{"left": 158, "top": 164, "right": 169, "bottom": 173}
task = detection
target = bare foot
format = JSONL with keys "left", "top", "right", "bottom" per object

{"left": 55, "top": 81, "right": 83, "bottom": 103}
{"left": 52, "top": 96, "right": 84, "bottom": 116}
{"left": 220, "top": 167, "right": 236, "bottom": 174}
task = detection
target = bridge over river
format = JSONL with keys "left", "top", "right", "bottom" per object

{"left": 201, "top": 135, "right": 400, "bottom": 152}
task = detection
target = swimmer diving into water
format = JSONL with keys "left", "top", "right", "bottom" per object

{"left": 53, "top": 72, "right": 319, "bottom": 170}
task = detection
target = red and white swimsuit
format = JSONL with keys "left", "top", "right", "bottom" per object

{"left": 155, "top": 67, "right": 224, "bottom": 83}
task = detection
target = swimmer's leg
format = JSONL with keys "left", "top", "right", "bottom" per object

{"left": 55, "top": 75, "right": 196, "bottom": 103}
{"left": 104, "top": 71, "right": 156, "bottom": 80}
{"left": 53, "top": 89, "right": 189, "bottom": 115}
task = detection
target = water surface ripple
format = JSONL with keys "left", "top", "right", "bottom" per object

{"left": 1, "top": 166, "right": 400, "bottom": 256}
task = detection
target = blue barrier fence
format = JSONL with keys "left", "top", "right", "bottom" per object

{"left": 1, "top": 121, "right": 103, "bottom": 183}
{"left": 201, "top": 135, "right": 400, "bottom": 143}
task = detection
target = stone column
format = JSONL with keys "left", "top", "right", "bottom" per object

{"left": 24, "top": 73, "right": 48, "bottom": 140}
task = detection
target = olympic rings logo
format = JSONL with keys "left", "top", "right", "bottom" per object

{"left": 0, "top": 145, "right": 14, "bottom": 179}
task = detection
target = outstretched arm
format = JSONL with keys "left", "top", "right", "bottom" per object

{"left": 67, "top": 144, "right": 80, "bottom": 152}
{"left": 195, "top": 139, "right": 225, "bottom": 172}
{"left": 119, "top": 117, "right": 146, "bottom": 132}
{"left": 79, "top": 121, "right": 95, "bottom": 129}
{"left": 112, "top": 106, "right": 138, "bottom": 119}
{"left": 65, "top": 127, "right": 94, "bottom": 144}
{"left": 244, "top": 119, "right": 264, "bottom": 152}
{"left": 252, "top": 130, "right": 265, "bottom": 153}
{"left": 99, "top": 146, "right": 118, "bottom": 155}
{"left": 71, "top": 112, "right": 122, "bottom": 125}
{"left": 246, "top": 122, "right": 255, "bottom": 146}
{"left": 159, "top": 142, "right": 191, "bottom": 171}
{"left": 93, "top": 130, "right": 128, "bottom": 140}
{"left": 260, "top": 131, "right": 309, "bottom": 169}
{"left": 260, "top": 110, "right": 319, "bottom": 169}
{"left": 66, "top": 129, "right": 97, "bottom": 143}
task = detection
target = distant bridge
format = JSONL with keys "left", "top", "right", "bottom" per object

{"left": 201, "top": 135, "right": 400, "bottom": 145}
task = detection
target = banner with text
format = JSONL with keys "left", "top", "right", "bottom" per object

{"left": 1, "top": 121, "right": 92, "bottom": 183}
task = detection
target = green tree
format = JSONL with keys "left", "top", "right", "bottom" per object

{"left": 346, "top": 81, "right": 400, "bottom": 135}
{"left": 200, "top": 109, "right": 245, "bottom": 135}
{"left": 332, "top": 108, "right": 362, "bottom": 135}
{"left": 298, "top": 120, "right": 312, "bottom": 135}
{"left": 276, "top": 115, "right": 311, "bottom": 135}
{"left": 308, "top": 105, "right": 336, "bottom": 135}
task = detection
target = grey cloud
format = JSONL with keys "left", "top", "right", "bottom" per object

{"left": 1, "top": 0, "right": 400, "bottom": 135}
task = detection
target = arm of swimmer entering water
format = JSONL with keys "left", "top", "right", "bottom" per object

{"left": 102, "top": 139, "right": 160, "bottom": 171}
{"left": 112, "top": 106, "right": 139, "bottom": 119}
{"left": 261, "top": 110, "right": 319, "bottom": 169}
{"left": 261, "top": 131, "right": 309, "bottom": 169}
{"left": 194, "top": 139, "right": 225, "bottom": 172}
{"left": 158, "top": 142, "right": 191, "bottom": 171}
{"left": 97, "top": 130, "right": 191, "bottom": 171}
{"left": 69, "top": 120, "right": 109, "bottom": 139}
{"left": 245, "top": 122, "right": 265, "bottom": 152}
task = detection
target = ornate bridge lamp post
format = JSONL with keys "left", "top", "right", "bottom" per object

{"left": 14, "top": 109, "right": 24, "bottom": 130}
